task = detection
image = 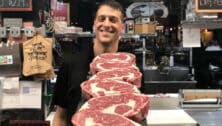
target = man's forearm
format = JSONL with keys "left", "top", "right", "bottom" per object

{"left": 52, "top": 115, "right": 67, "bottom": 126}
{"left": 52, "top": 106, "right": 67, "bottom": 126}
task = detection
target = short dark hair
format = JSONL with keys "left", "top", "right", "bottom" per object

{"left": 96, "top": 0, "right": 124, "bottom": 21}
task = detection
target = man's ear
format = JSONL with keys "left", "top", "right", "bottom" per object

{"left": 121, "top": 23, "right": 125, "bottom": 33}
{"left": 93, "top": 22, "right": 96, "bottom": 33}
{"left": 93, "top": 27, "right": 95, "bottom": 33}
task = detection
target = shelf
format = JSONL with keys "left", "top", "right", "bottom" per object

{"left": 121, "top": 33, "right": 157, "bottom": 38}
{"left": 54, "top": 33, "right": 157, "bottom": 38}
{"left": 54, "top": 32, "right": 95, "bottom": 38}
{"left": 181, "top": 20, "right": 222, "bottom": 29}
{"left": 144, "top": 80, "right": 197, "bottom": 84}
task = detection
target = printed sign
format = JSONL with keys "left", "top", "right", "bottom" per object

{"left": 0, "top": 55, "right": 13, "bottom": 65}
{"left": 195, "top": 0, "right": 222, "bottom": 13}
{"left": 27, "top": 42, "right": 47, "bottom": 61}
{"left": 51, "top": 0, "right": 70, "bottom": 24}
{"left": 0, "top": 0, "right": 32, "bottom": 11}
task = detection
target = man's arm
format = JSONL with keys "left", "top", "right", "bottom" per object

{"left": 52, "top": 105, "right": 67, "bottom": 126}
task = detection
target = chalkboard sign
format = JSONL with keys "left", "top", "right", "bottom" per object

{"left": 0, "top": 0, "right": 32, "bottom": 11}
{"left": 195, "top": 0, "right": 222, "bottom": 12}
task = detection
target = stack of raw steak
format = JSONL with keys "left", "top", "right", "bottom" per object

{"left": 90, "top": 52, "right": 142, "bottom": 88}
{"left": 72, "top": 52, "right": 149, "bottom": 126}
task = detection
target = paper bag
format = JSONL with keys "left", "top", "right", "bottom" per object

{"left": 23, "top": 35, "right": 53, "bottom": 76}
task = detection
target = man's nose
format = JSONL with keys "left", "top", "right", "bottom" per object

{"left": 103, "top": 18, "right": 111, "bottom": 26}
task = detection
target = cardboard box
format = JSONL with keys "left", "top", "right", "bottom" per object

{"left": 135, "top": 23, "right": 156, "bottom": 34}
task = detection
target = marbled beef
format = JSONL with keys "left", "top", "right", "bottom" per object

{"left": 81, "top": 79, "right": 140, "bottom": 99}
{"left": 72, "top": 109, "right": 141, "bottom": 126}
{"left": 79, "top": 93, "right": 149, "bottom": 122}
{"left": 90, "top": 68, "right": 142, "bottom": 88}
{"left": 90, "top": 52, "right": 137, "bottom": 74}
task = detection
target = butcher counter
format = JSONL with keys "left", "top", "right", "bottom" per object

{"left": 142, "top": 108, "right": 222, "bottom": 126}
{"left": 142, "top": 92, "right": 222, "bottom": 126}
{"left": 45, "top": 107, "right": 222, "bottom": 126}
{"left": 45, "top": 91, "right": 222, "bottom": 126}
{"left": 44, "top": 93, "right": 222, "bottom": 126}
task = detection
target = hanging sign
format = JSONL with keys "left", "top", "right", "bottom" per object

{"left": 195, "top": 0, "right": 222, "bottom": 13}
{"left": 0, "top": 0, "right": 32, "bottom": 11}
{"left": 126, "top": 2, "right": 168, "bottom": 18}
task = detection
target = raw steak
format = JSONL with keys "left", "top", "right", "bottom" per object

{"left": 90, "top": 68, "right": 142, "bottom": 88}
{"left": 81, "top": 79, "right": 140, "bottom": 99}
{"left": 90, "top": 52, "right": 137, "bottom": 74}
{"left": 79, "top": 93, "right": 149, "bottom": 122}
{"left": 71, "top": 109, "right": 141, "bottom": 126}
{"left": 92, "top": 52, "right": 136, "bottom": 64}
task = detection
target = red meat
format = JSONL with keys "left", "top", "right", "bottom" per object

{"left": 79, "top": 93, "right": 149, "bottom": 122}
{"left": 81, "top": 79, "right": 140, "bottom": 99}
{"left": 72, "top": 109, "right": 141, "bottom": 126}
{"left": 90, "top": 68, "right": 142, "bottom": 88}
{"left": 90, "top": 52, "right": 137, "bottom": 74}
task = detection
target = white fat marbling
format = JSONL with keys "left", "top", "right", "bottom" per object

{"left": 102, "top": 99, "right": 136, "bottom": 115}
{"left": 85, "top": 118, "right": 102, "bottom": 126}
{"left": 125, "top": 55, "right": 131, "bottom": 62}
{"left": 107, "top": 72, "right": 135, "bottom": 81}
{"left": 90, "top": 83, "right": 116, "bottom": 95}
{"left": 80, "top": 103, "right": 89, "bottom": 110}
{"left": 125, "top": 72, "right": 135, "bottom": 79}
{"left": 96, "top": 63, "right": 107, "bottom": 71}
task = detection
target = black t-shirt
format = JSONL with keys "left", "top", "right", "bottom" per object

{"left": 52, "top": 38, "right": 144, "bottom": 125}
{"left": 52, "top": 37, "right": 94, "bottom": 125}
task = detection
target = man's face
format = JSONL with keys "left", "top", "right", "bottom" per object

{"left": 93, "top": 5, "right": 124, "bottom": 44}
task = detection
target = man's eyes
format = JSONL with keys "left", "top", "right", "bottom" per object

{"left": 97, "top": 16, "right": 118, "bottom": 23}
{"left": 97, "top": 16, "right": 105, "bottom": 22}
{"left": 109, "top": 17, "right": 118, "bottom": 23}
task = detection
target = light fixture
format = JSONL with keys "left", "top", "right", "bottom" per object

{"left": 202, "top": 15, "right": 218, "bottom": 19}
{"left": 200, "top": 13, "right": 218, "bottom": 19}
{"left": 57, "top": 0, "right": 69, "bottom": 2}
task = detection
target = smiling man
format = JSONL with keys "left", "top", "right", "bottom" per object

{"left": 93, "top": 0, "right": 124, "bottom": 56}
{"left": 52, "top": 1, "right": 125, "bottom": 126}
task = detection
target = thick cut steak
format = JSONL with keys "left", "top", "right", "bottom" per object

{"left": 79, "top": 93, "right": 149, "bottom": 122}
{"left": 92, "top": 52, "right": 136, "bottom": 64}
{"left": 90, "top": 68, "right": 142, "bottom": 88}
{"left": 90, "top": 52, "right": 137, "bottom": 74}
{"left": 81, "top": 79, "right": 140, "bottom": 99}
{"left": 72, "top": 109, "right": 140, "bottom": 126}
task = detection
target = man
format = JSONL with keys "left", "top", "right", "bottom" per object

{"left": 52, "top": 0, "right": 124, "bottom": 126}
{"left": 193, "top": 41, "right": 211, "bottom": 89}
{"left": 205, "top": 40, "right": 222, "bottom": 51}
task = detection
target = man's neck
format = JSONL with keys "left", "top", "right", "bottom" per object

{"left": 93, "top": 40, "right": 119, "bottom": 56}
